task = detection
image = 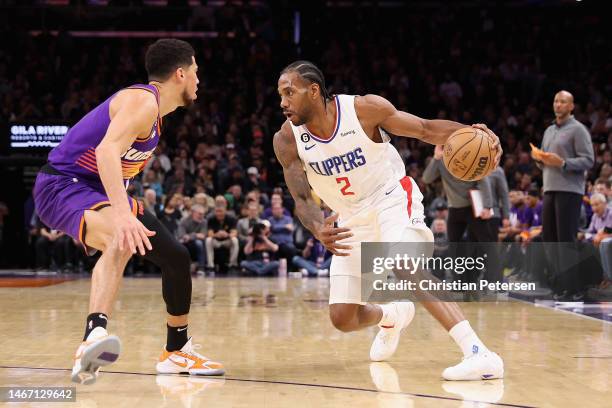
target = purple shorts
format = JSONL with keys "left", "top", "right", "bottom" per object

{"left": 33, "top": 172, "right": 138, "bottom": 253}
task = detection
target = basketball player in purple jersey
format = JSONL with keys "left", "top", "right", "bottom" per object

{"left": 274, "top": 61, "right": 504, "bottom": 380}
{"left": 34, "top": 39, "right": 224, "bottom": 384}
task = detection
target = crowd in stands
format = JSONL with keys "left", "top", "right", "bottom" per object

{"left": 2, "top": 5, "right": 610, "bottom": 287}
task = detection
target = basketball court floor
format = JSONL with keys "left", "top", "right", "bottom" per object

{"left": 0, "top": 276, "right": 610, "bottom": 407}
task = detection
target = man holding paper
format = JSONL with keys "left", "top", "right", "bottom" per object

{"left": 531, "top": 90, "right": 594, "bottom": 242}
{"left": 423, "top": 145, "right": 496, "bottom": 297}
{"left": 531, "top": 90, "right": 594, "bottom": 299}
{"left": 423, "top": 145, "right": 494, "bottom": 239}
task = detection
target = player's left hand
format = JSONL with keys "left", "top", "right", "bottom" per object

{"left": 472, "top": 123, "right": 502, "bottom": 167}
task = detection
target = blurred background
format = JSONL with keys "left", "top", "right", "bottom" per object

{"left": 0, "top": 1, "right": 609, "bottom": 293}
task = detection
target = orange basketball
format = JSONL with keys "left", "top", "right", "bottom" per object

{"left": 442, "top": 127, "right": 496, "bottom": 181}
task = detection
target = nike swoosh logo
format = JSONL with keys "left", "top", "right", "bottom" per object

{"left": 169, "top": 356, "right": 189, "bottom": 368}
{"left": 177, "top": 327, "right": 187, "bottom": 332}
{"left": 305, "top": 144, "right": 316, "bottom": 150}
{"left": 385, "top": 186, "right": 398, "bottom": 195}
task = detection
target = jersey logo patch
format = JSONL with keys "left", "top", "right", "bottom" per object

{"left": 305, "top": 144, "right": 316, "bottom": 151}
{"left": 300, "top": 133, "right": 311, "bottom": 143}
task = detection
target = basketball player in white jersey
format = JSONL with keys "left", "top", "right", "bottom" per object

{"left": 273, "top": 61, "right": 504, "bottom": 381}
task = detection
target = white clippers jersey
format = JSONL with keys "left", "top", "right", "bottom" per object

{"left": 289, "top": 94, "right": 407, "bottom": 217}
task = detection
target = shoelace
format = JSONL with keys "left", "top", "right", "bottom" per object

{"left": 185, "top": 343, "right": 211, "bottom": 361}
{"left": 459, "top": 351, "right": 487, "bottom": 363}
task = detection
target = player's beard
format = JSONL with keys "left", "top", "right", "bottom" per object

{"left": 292, "top": 107, "right": 312, "bottom": 126}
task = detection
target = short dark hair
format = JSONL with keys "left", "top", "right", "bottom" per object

{"left": 145, "top": 39, "right": 195, "bottom": 81}
{"left": 281, "top": 60, "right": 332, "bottom": 104}
{"left": 594, "top": 178, "right": 611, "bottom": 188}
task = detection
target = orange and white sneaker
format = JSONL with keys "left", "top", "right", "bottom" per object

{"left": 71, "top": 326, "right": 121, "bottom": 385}
{"left": 156, "top": 338, "right": 225, "bottom": 376}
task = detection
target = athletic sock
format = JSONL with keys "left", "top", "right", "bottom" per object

{"left": 449, "top": 320, "right": 488, "bottom": 357}
{"left": 83, "top": 313, "right": 108, "bottom": 341}
{"left": 166, "top": 324, "right": 189, "bottom": 351}
{"left": 378, "top": 303, "right": 397, "bottom": 328}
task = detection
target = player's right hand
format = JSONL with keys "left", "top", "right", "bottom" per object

{"left": 114, "top": 210, "right": 156, "bottom": 255}
{"left": 316, "top": 213, "right": 353, "bottom": 257}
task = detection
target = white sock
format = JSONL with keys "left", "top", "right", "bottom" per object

{"left": 449, "top": 320, "right": 488, "bottom": 357}
{"left": 378, "top": 303, "right": 397, "bottom": 328}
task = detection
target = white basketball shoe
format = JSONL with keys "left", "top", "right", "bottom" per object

{"left": 71, "top": 327, "right": 121, "bottom": 385}
{"left": 370, "top": 301, "right": 415, "bottom": 362}
{"left": 442, "top": 349, "right": 504, "bottom": 381}
{"left": 156, "top": 337, "right": 225, "bottom": 376}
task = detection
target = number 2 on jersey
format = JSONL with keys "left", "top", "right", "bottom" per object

{"left": 336, "top": 177, "right": 355, "bottom": 196}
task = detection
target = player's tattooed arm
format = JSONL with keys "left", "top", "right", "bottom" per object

{"left": 355, "top": 94, "right": 501, "bottom": 165}
{"left": 355, "top": 94, "right": 464, "bottom": 145}
{"left": 273, "top": 122, "right": 324, "bottom": 234}
{"left": 273, "top": 122, "right": 353, "bottom": 256}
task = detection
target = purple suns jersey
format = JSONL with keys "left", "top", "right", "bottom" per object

{"left": 48, "top": 84, "right": 162, "bottom": 187}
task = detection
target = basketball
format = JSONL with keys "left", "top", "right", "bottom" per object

{"left": 442, "top": 127, "right": 495, "bottom": 181}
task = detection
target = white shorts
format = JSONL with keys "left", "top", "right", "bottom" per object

{"left": 329, "top": 176, "right": 434, "bottom": 305}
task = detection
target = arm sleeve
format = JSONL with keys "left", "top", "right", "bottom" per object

{"left": 564, "top": 126, "right": 594, "bottom": 172}
{"left": 422, "top": 158, "right": 441, "bottom": 184}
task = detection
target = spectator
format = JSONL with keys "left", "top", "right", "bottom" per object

{"left": 266, "top": 202, "right": 297, "bottom": 258}
{"left": 244, "top": 166, "right": 268, "bottom": 193}
{"left": 142, "top": 169, "right": 164, "bottom": 198}
{"left": 224, "top": 184, "right": 243, "bottom": 216}
{"left": 431, "top": 218, "right": 450, "bottom": 279}
{"left": 582, "top": 193, "right": 612, "bottom": 289}
{"left": 593, "top": 178, "right": 612, "bottom": 206}
{"left": 292, "top": 236, "right": 331, "bottom": 277}
{"left": 431, "top": 201, "right": 449, "bottom": 224}
{"left": 179, "top": 204, "right": 208, "bottom": 274}
{"left": 181, "top": 196, "right": 193, "bottom": 220}
{"left": 237, "top": 202, "right": 262, "bottom": 246}
{"left": 193, "top": 192, "right": 215, "bottom": 214}
{"left": 524, "top": 189, "right": 543, "bottom": 231}
{"left": 500, "top": 191, "right": 528, "bottom": 241}
{"left": 426, "top": 194, "right": 448, "bottom": 222}
{"left": 214, "top": 195, "right": 235, "bottom": 218}
{"left": 261, "top": 192, "right": 291, "bottom": 219}
{"left": 241, "top": 220, "right": 280, "bottom": 276}
{"left": 164, "top": 166, "right": 194, "bottom": 197}
{"left": 205, "top": 203, "right": 239, "bottom": 272}
{"left": 158, "top": 193, "right": 183, "bottom": 239}
{"left": 35, "top": 221, "right": 74, "bottom": 272}
{"left": 143, "top": 188, "right": 161, "bottom": 218}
